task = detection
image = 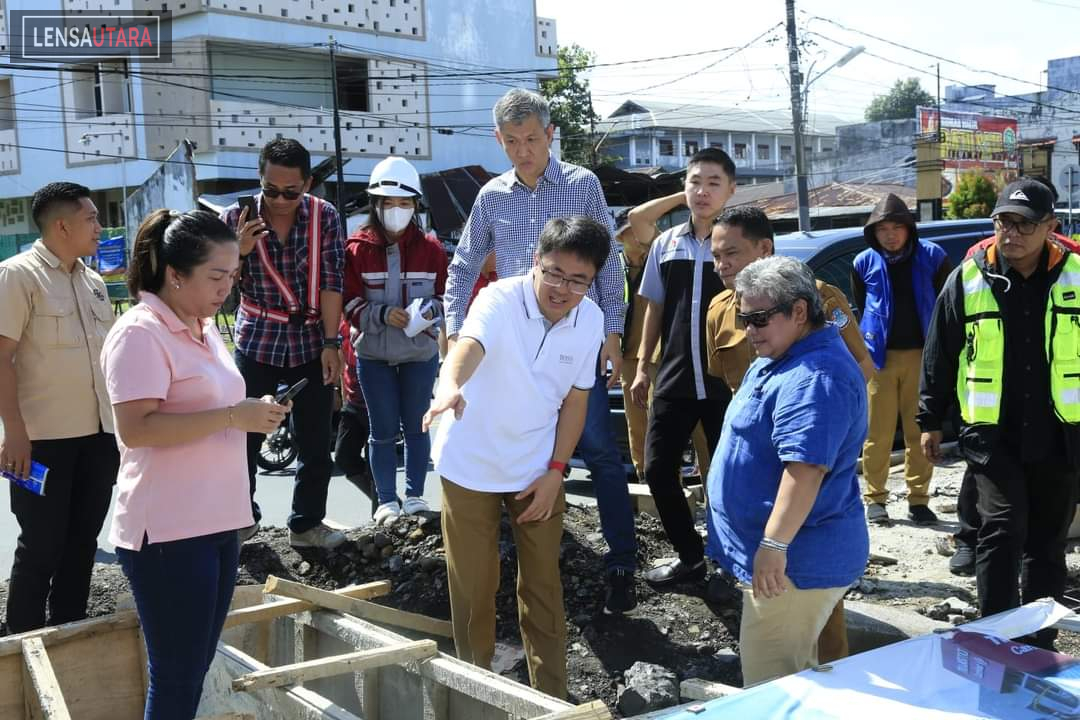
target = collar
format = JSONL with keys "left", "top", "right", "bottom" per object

{"left": 32, "top": 239, "right": 85, "bottom": 273}
{"left": 503, "top": 154, "right": 561, "bottom": 191}
{"left": 519, "top": 272, "right": 579, "bottom": 327}
{"left": 766, "top": 325, "right": 838, "bottom": 369}
{"left": 137, "top": 291, "right": 212, "bottom": 336}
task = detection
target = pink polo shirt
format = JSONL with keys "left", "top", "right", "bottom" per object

{"left": 101, "top": 292, "right": 252, "bottom": 550}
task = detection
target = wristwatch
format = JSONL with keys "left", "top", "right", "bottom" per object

{"left": 322, "top": 336, "right": 342, "bottom": 349}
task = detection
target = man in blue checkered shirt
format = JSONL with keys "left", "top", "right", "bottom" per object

{"left": 444, "top": 88, "right": 637, "bottom": 615}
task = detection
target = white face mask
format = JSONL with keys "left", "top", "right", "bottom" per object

{"left": 378, "top": 205, "right": 415, "bottom": 234}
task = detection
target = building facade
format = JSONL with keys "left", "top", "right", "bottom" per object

{"left": 0, "top": 0, "right": 558, "bottom": 236}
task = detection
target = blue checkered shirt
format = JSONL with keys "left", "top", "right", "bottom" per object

{"left": 220, "top": 194, "right": 345, "bottom": 368}
{"left": 445, "top": 156, "right": 625, "bottom": 337}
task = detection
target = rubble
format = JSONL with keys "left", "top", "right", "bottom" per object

{"left": 617, "top": 661, "right": 679, "bottom": 715}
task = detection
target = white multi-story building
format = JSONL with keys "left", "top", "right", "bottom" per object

{"left": 0, "top": 0, "right": 559, "bottom": 236}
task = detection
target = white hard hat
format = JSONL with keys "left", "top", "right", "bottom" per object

{"left": 367, "top": 156, "right": 422, "bottom": 198}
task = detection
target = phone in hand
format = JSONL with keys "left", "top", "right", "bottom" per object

{"left": 275, "top": 378, "right": 309, "bottom": 404}
{"left": 238, "top": 194, "right": 258, "bottom": 220}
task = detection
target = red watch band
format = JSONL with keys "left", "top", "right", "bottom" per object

{"left": 548, "top": 460, "right": 567, "bottom": 473}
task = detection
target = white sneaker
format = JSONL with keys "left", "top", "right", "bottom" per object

{"left": 289, "top": 523, "right": 346, "bottom": 549}
{"left": 402, "top": 496, "right": 430, "bottom": 515}
{"left": 373, "top": 501, "right": 401, "bottom": 526}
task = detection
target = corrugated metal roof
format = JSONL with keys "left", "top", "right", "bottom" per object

{"left": 596, "top": 99, "right": 844, "bottom": 138}
{"left": 729, "top": 182, "right": 915, "bottom": 216}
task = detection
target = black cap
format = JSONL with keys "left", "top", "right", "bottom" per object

{"left": 992, "top": 178, "right": 1055, "bottom": 221}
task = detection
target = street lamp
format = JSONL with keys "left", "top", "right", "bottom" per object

{"left": 80, "top": 130, "right": 128, "bottom": 230}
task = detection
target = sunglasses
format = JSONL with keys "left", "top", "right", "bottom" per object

{"left": 261, "top": 184, "right": 303, "bottom": 200}
{"left": 736, "top": 304, "right": 789, "bottom": 328}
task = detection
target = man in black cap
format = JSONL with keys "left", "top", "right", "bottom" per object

{"left": 919, "top": 178, "right": 1080, "bottom": 647}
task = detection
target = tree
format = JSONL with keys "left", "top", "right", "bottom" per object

{"left": 540, "top": 44, "right": 599, "bottom": 167}
{"left": 947, "top": 173, "right": 998, "bottom": 219}
{"left": 864, "top": 78, "right": 935, "bottom": 122}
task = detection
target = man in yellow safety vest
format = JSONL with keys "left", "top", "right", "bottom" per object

{"left": 919, "top": 178, "right": 1080, "bottom": 649}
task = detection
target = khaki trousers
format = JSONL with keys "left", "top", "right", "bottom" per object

{"left": 862, "top": 348, "right": 933, "bottom": 506}
{"left": 440, "top": 477, "right": 567, "bottom": 699}
{"left": 620, "top": 357, "right": 711, "bottom": 481}
{"left": 739, "top": 578, "right": 849, "bottom": 686}
{"left": 817, "top": 600, "right": 849, "bottom": 663}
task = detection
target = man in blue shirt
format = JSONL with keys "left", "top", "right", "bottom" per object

{"left": 443, "top": 88, "right": 636, "bottom": 614}
{"left": 707, "top": 255, "right": 869, "bottom": 686}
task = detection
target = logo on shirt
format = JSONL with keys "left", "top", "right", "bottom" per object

{"left": 830, "top": 307, "right": 849, "bottom": 329}
{"left": 92, "top": 287, "right": 106, "bottom": 302}
{"left": 559, "top": 353, "right": 574, "bottom": 365}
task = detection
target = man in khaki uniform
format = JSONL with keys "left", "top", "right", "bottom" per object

{"left": 0, "top": 182, "right": 119, "bottom": 633}
{"left": 705, "top": 206, "right": 872, "bottom": 663}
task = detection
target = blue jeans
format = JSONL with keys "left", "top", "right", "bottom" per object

{"left": 118, "top": 531, "right": 239, "bottom": 720}
{"left": 355, "top": 355, "right": 439, "bottom": 505}
{"left": 578, "top": 363, "right": 637, "bottom": 572}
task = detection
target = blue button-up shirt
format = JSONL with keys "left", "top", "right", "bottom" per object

{"left": 445, "top": 155, "right": 625, "bottom": 337}
{"left": 706, "top": 325, "right": 869, "bottom": 589}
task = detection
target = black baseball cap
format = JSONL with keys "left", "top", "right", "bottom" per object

{"left": 991, "top": 178, "right": 1056, "bottom": 221}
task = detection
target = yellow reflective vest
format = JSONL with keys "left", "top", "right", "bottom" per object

{"left": 957, "top": 251, "right": 1080, "bottom": 425}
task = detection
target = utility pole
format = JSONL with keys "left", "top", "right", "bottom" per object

{"left": 1069, "top": 166, "right": 1075, "bottom": 232}
{"left": 936, "top": 63, "right": 941, "bottom": 125}
{"left": 328, "top": 36, "right": 347, "bottom": 218}
{"left": 786, "top": 0, "right": 811, "bottom": 232}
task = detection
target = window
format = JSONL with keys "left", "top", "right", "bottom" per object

{"left": 336, "top": 57, "right": 369, "bottom": 112}
{"left": 684, "top": 140, "right": 699, "bottom": 156}
{"left": 70, "top": 61, "right": 131, "bottom": 118}
{"left": 757, "top": 144, "right": 770, "bottom": 161}
{"left": 780, "top": 145, "right": 793, "bottom": 161}
{"left": 733, "top": 143, "right": 747, "bottom": 159}
{"left": 0, "top": 78, "right": 12, "bottom": 130}
{"left": 659, "top": 139, "right": 674, "bottom": 156}
{"left": 815, "top": 251, "right": 860, "bottom": 309}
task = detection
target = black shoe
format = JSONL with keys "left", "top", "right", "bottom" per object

{"left": 604, "top": 569, "right": 637, "bottom": 615}
{"left": 949, "top": 544, "right": 975, "bottom": 576}
{"left": 908, "top": 505, "right": 939, "bottom": 525}
{"left": 643, "top": 558, "right": 706, "bottom": 587}
{"left": 866, "top": 503, "right": 890, "bottom": 525}
{"left": 705, "top": 570, "right": 738, "bottom": 605}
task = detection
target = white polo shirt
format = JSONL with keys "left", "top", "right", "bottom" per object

{"left": 431, "top": 273, "right": 603, "bottom": 493}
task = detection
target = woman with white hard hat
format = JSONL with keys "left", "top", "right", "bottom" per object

{"left": 341, "top": 157, "right": 448, "bottom": 524}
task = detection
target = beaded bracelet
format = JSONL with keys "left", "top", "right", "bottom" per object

{"left": 759, "top": 537, "right": 789, "bottom": 552}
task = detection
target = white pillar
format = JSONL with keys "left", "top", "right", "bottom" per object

{"left": 727, "top": 132, "right": 733, "bottom": 158}
{"left": 703, "top": 130, "right": 709, "bottom": 149}
{"left": 629, "top": 136, "right": 637, "bottom": 167}
{"left": 677, "top": 129, "right": 684, "bottom": 166}
{"left": 774, "top": 135, "right": 780, "bottom": 170}
{"left": 750, "top": 132, "right": 757, "bottom": 170}
{"left": 651, "top": 135, "right": 658, "bottom": 166}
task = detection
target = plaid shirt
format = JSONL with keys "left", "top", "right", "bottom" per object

{"left": 220, "top": 194, "right": 345, "bottom": 368}
{"left": 445, "top": 155, "right": 625, "bottom": 337}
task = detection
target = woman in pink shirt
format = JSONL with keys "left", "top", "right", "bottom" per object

{"left": 102, "top": 209, "right": 288, "bottom": 720}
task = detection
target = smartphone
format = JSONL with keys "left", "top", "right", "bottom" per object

{"left": 275, "top": 378, "right": 309, "bottom": 404}
{"left": 238, "top": 194, "right": 257, "bottom": 220}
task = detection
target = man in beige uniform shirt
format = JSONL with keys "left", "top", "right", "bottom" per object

{"left": 0, "top": 182, "right": 119, "bottom": 633}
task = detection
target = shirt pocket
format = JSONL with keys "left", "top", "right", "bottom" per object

{"left": 88, "top": 297, "right": 114, "bottom": 344}
{"left": 31, "top": 297, "right": 82, "bottom": 348}
{"left": 405, "top": 278, "right": 435, "bottom": 305}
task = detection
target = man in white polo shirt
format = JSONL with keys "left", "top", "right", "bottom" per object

{"left": 425, "top": 216, "right": 607, "bottom": 699}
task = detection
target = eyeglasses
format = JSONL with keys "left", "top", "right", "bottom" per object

{"left": 261, "top": 184, "right": 303, "bottom": 200}
{"left": 993, "top": 216, "right": 1042, "bottom": 236}
{"left": 736, "top": 304, "right": 789, "bottom": 328}
{"left": 539, "top": 266, "right": 591, "bottom": 295}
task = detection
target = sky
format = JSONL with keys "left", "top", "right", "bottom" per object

{"left": 534, "top": 0, "right": 1080, "bottom": 124}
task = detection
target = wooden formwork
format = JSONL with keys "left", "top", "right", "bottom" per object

{"left": 4, "top": 576, "right": 611, "bottom": 720}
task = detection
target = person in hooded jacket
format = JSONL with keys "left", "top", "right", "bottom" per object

{"left": 343, "top": 157, "right": 448, "bottom": 525}
{"left": 851, "top": 194, "right": 952, "bottom": 526}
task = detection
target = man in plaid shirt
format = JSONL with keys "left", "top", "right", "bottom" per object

{"left": 444, "top": 89, "right": 638, "bottom": 615}
{"left": 220, "top": 138, "right": 347, "bottom": 550}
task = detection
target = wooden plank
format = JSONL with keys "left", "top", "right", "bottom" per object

{"left": 680, "top": 677, "right": 741, "bottom": 701}
{"left": 265, "top": 576, "right": 453, "bottom": 638}
{"left": 22, "top": 637, "right": 72, "bottom": 720}
{"left": 0, "top": 653, "right": 24, "bottom": 719}
{"left": 535, "top": 700, "right": 612, "bottom": 719}
{"left": 304, "top": 611, "right": 572, "bottom": 717}
{"left": 45, "top": 623, "right": 145, "bottom": 719}
{"left": 0, "top": 611, "right": 140, "bottom": 658}
{"left": 224, "top": 581, "right": 391, "bottom": 630}
{"left": 233, "top": 640, "right": 437, "bottom": 692}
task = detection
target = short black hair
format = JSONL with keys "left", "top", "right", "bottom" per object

{"left": 537, "top": 216, "right": 611, "bottom": 274}
{"left": 688, "top": 147, "right": 736, "bottom": 182}
{"left": 31, "top": 182, "right": 91, "bottom": 229}
{"left": 259, "top": 137, "right": 311, "bottom": 179}
{"left": 714, "top": 206, "right": 774, "bottom": 244}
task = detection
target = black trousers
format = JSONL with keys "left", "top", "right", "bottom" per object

{"left": 6, "top": 431, "right": 118, "bottom": 633}
{"left": 972, "top": 452, "right": 1078, "bottom": 646}
{"left": 234, "top": 351, "right": 333, "bottom": 533}
{"left": 335, "top": 402, "right": 376, "bottom": 514}
{"left": 955, "top": 465, "right": 980, "bottom": 549}
{"left": 643, "top": 395, "right": 725, "bottom": 564}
